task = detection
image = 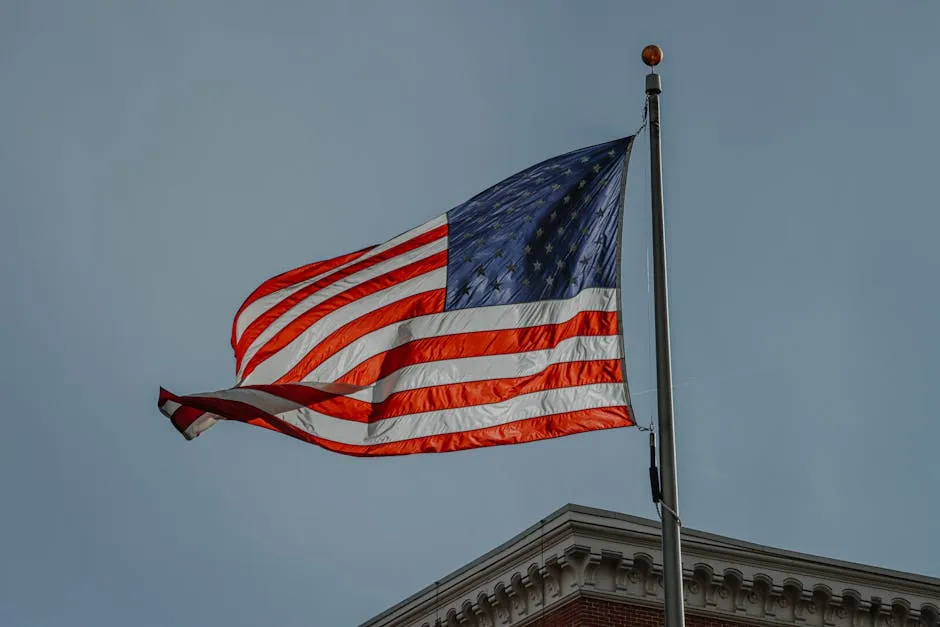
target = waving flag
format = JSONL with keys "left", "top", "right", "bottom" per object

{"left": 159, "top": 137, "right": 636, "bottom": 456}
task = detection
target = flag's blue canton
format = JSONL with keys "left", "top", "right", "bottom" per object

{"left": 445, "top": 137, "right": 633, "bottom": 311}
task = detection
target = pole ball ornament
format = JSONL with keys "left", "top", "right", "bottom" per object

{"left": 642, "top": 45, "right": 663, "bottom": 67}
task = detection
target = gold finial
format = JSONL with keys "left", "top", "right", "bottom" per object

{"left": 641, "top": 45, "right": 663, "bottom": 67}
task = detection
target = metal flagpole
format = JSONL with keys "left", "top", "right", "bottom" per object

{"left": 642, "top": 44, "right": 686, "bottom": 627}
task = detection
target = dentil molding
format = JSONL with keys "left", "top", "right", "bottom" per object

{"left": 362, "top": 505, "right": 938, "bottom": 627}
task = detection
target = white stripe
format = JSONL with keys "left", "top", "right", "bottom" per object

{"left": 157, "top": 401, "right": 219, "bottom": 440}
{"left": 193, "top": 382, "right": 627, "bottom": 445}
{"left": 239, "top": 267, "right": 448, "bottom": 385}
{"left": 234, "top": 214, "right": 447, "bottom": 342}
{"left": 307, "top": 287, "right": 619, "bottom": 383}
{"left": 344, "top": 334, "right": 622, "bottom": 403}
{"left": 236, "top": 236, "right": 447, "bottom": 377}
{"left": 161, "top": 399, "right": 182, "bottom": 416}
{"left": 183, "top": 414, "right": 218, "bottom": 439}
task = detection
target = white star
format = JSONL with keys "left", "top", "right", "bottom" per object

{"left": 551, "top": 184, "right": 561, "bottom": 191}
{"left": 524, "top": 244, "right": 532, "bottom": 255}
{"left": 557, "top": 225, "right": 565, "bottom": 235}
{"left": 536, "top": 228, "right": 544, "bottom": 238}
{"left": 579, "top": 156, "right": 589, "bottom": 163}
{"left": 579, "top": 180, "right": 587, "bottom": 189}
{"left": 564, "top": 168, "right": 573, "bottom": 176}
{"left": 535, "top": 199, "right": 545, "bottom": 206}
{"left": 556, "top": 259, "right": 565, "bottom": 269}
{"left": 545, "top": 243, "right": 553, "bottom": 254}
{"left": 570, "top": 210, "right": 579, "bottom": 219}
{"left": 522, "top": 277, "right": 531, "bottom": 286}
{"left": 533, "top": 260, "right": 543, "bottom": 271}
{"left": 569, "top": 243, "right": 578, "bottom": 252}
{"left": 593, "top": 164, "right": 601, "bottom": 173}
{"left": 520, "top": 189, "right": 531, "bottom": 197}
{"left": 607, "top": 149, "right": 616, "bottom": 157}
{"left": 563, "top": 195, "right": 571, "bottom": 204}
{"left": 546, "top": 275, "right": 555, "bottom": 286}
{"left": 549, "top": 211, "right": 557, "bottom": 221}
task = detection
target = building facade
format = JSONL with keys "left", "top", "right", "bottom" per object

{"left": 362, "top": 504, "right": 939, "bottom": 627}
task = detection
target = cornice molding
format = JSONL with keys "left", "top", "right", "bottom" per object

{"left": 361, "top": 505, "right": 938, "bottom": 627}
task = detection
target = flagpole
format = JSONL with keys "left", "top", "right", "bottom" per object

{"left": 642, "top": 45, "right": 686, "bottom": 627}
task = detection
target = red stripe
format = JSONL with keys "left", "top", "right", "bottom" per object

{"left": 338, "top": 309, "right": 619, "bottom": 387}
{"left": 161, "top": 390, "right": 632, "bottom": 456}
{"left": 234, "top": 224, "right": 447, "bottom": 370}
{"left": 239, "top": 249, "right": 449, "bottom": 382}
{"left": 368, "top": 359, "right": 622, "bottom": 421}
{"left": 230, "top": 247, "right": 373, "bottom": 350}
{"left": 159, "top": 387, "right": 206, "bottom": 433}
{"left": 313, "top": 405, "right": 634, "bottom": 456}
{"left": 249, "top": 358, "right": 622, "bottom": 423}
{"left": 159, "top": 392, "right": 289, "bottom": 438}
{"left": 273, "top": 289, "right": 447, "bottom": 384}
{"left": 239, "top": 384, "right": 371, "bottom": 419}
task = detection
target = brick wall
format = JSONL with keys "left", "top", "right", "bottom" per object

{"left": 527, "top": 597, "right": 758, "bottom": 627}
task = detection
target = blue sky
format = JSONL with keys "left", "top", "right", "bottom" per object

{"left": 2, "top": 2, "right": 938, "bottom": 625}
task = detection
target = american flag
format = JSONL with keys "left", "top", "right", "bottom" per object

{"left": 159, "top": 136, "right": 636, "bottom": 456}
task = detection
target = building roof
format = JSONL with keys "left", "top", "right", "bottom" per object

{"left": 362, "top": 503, "right": 939, "bottom": 627}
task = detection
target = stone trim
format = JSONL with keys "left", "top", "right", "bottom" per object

{"left": 361, "top": 505, "right": 939, "bottom": 627}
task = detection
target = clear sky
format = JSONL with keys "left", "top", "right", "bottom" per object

{"left": 2, "top": 2, "right": 938, "bottom": 625}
